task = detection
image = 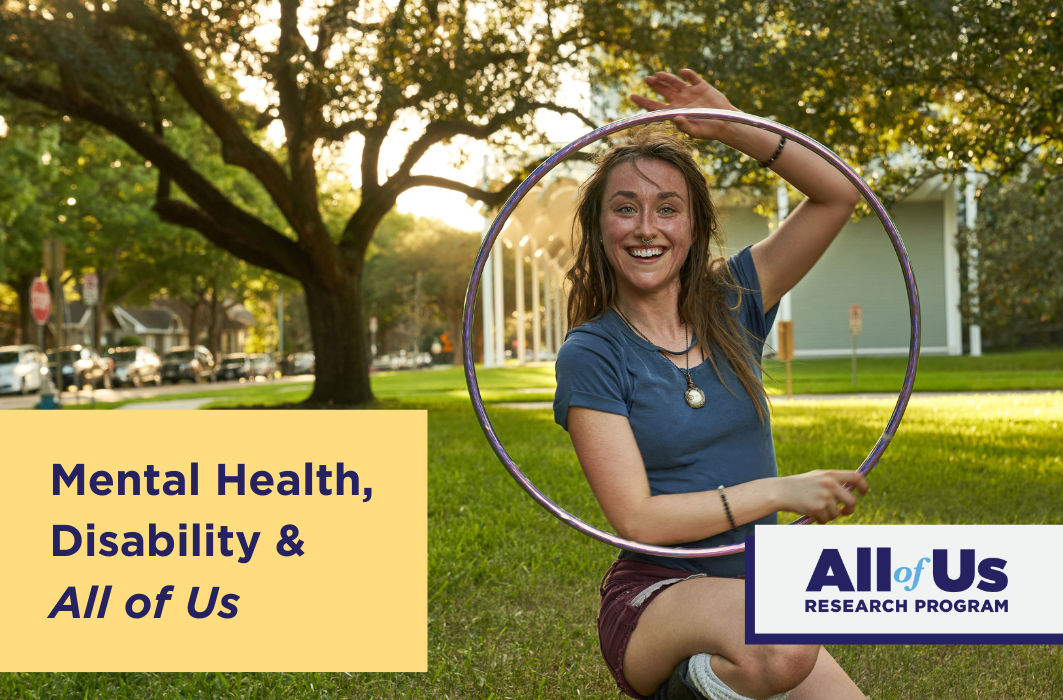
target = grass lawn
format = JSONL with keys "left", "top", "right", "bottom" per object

{"left": 763, "top": 348, "right": 1063, "bottom": 395}
{"left": 45, "top": 348, "right": 1063, "bottom": 411}
{"left": 390, "top": 348, "right": 1063, "bottom": 399}
{"left": 4, "top": 372, "right": 1062, "bottom": 698}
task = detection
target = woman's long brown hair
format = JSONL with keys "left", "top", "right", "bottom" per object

{"left": 565, "top": 124, "right": 770, "bottom": 420}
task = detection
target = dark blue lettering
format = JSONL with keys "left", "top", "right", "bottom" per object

{"left": 149, "top": 523, "right": 174, "bottom": 556}
{"left": 122, "top": 532, "right": 144, "bottom": 557}
{"left": 977, "top": 558, "right": 1008, "bottom": 592}
{"left": 933, "top": 549, "right": 976, "bottom": 593}
{"left": 856, "top": 548, "right": 871, "bottom": 591}
{"left": 188, "top": 586, "right": 220, "bottom": 618}
{"left": 337, "top": 463, "right": 359, "bottom": 495}
{"left": 53, "top": 525, "right": 81, "bottom": 556}
{"left": 278, "top": 471, "right": 300, "bottom": 495}
{"left": 218, "top": 593, "right": 240, "bottom": 619}
{"left": 218, "top": 464, "right": 244, "bottom": 495}
{"left": 125, "top": 593, "right": 151, "bottom": 619}
{"left": 250, "top": 471, "right": 273, "bottom": 496}
{"left": 806, "top": 549, "right": 855, "bottom": 592}
{"left": 53, "top": 464, "right": 84, "bottom": 495}
{"left": 47, "top": 587, "right": 80, "bottom": 618}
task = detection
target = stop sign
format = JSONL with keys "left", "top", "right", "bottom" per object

{"left": 30, "top": 277, "right": 51, "bottom": 326}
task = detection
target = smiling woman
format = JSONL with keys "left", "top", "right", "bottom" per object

{"left": 553, "top": 70, "right": 869, "bottom": 700}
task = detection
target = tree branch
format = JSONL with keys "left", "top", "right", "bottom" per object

{"left": 1, "top": 78, "right": 310, "bottom": 281}
{"left": 105, "top": 1, "right": 298, "bottom": 226}
{"left": 153, "top": 198, "right": 304, "bottom": 278}
{"left": 387, "top": 101, "right": 597, "bottom": 190}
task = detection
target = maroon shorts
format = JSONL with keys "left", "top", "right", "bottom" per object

{"left": 597, "top": 558, "right": 743, "bottom": 699}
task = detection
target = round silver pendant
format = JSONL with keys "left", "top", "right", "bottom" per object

{"left": 684, "top": 386, "right": 706, "bottom": 409}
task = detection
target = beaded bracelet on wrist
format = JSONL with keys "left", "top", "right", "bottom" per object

{"left": 758, "top": 135, "right": 787, "bottom": 168}
{"left": 718, "top": 485, "right": 739, "bottom": 532}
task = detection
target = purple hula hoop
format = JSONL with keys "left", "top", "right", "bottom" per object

{"left": 461, "top": 108, "right": 921, "bottom": 558}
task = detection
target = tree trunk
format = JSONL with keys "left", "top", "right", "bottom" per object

{"left": 304, "top": 271, "right": 373, "bottom": 406}
{"left": 15, "top": 273, "right": 37, "bottom": 346}
{"left": 94, "top": 272, "right": 114, "bottom": 350}
{"left": 188, "top": 300, "right": 203, "bottom": 347}
{"left": 208, "top": 291, "right": 221, "bottom": 358}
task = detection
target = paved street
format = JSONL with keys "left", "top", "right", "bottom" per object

{"left": 0, "top": 374, "right": 314, "bottom": 410}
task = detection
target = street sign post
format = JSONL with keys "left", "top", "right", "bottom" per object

{"left": 849, "top": 304, "right": 863, "bottom": 387}
{"left": 30, "top": 277, "right": 51, "bottom": 326}
{"left": 82, "top": 274, "right": 99, "bottom": 305}
{"left": 83, "top": 274, "right": 99, "bottom": 357}
{"left": 31, "top": 276, "right": 58, "bottom": 409}
{"left": 42, "top": 238, "right": 65, "bottom": 407}
{"left": 777, "top": 320, "right": 794, "bottom": 399}
{"left": 42, "top": 238, "right": 64, "bottom": 275}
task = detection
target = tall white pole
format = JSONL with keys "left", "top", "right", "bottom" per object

{"left": 481, "top": 219, "right": 495, "bottom": 368}
{"left": 480, "top": 156, "right": 495, "bottom": 368}
{"left": 776, "top": 182, "right": 793, "bottom": 325}
{"left": 561, "top": 271, "right": 569, "bottom": 339}
{"left": 531, "top": 251, "right": 541, "bottom": 361}
{"left": 966, "top": 168, "right": 982, "bottom": 357}
{"left": 543, "top": 260, "right": 554, "bottom": 356}
{"left": 557, "top": 274, "right": 565, "bottom": 350}
{"left": 494, "top": 238, "right": 505, "bottom": 364}
{"left": 516, "top": 243, "right": 526, "bottom": 365}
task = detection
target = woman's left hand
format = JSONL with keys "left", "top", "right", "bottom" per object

{"left": 630, "top": 69, "right": 738, "bottom": 141}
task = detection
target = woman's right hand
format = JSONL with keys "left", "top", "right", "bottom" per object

{"left": 775, "top": 471, "right": 869, "bottom": 524}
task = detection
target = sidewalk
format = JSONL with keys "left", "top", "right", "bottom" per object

{"left": 0, "top": 374, "right": 313, "bottom": 410}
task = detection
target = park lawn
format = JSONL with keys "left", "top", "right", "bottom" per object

{"left": 43, "top": 348, "right": 1063, "bottom": 410}
{"left": 4, "top": 393, "right": 1062, "bottom": 698}
{"left": 763, "top": 348, "right": 1063, "bottom": 395}
{"left": 378, "top": 349, "right": 1063, "bottom": 400}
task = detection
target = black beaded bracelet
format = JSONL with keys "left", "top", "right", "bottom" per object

{"left": 758, "top": 135, "right": 786, "bottom": 168}
{"left": 718, "top": 485, "right": 738, "bottom": 532}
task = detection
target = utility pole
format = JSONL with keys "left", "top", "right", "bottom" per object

{"left": 43, "top": 238, "right": 64, "bottom": 403}
{"left": 515, "top": 239, "right": 525, "bottom": 365}
{"left": 277, "top": 289, "right": 284, "bottom": 360}
{"left": 480, "top": 155, "right": 495, "bottom": 368}
{"left": 965, "top": 168, "right": 982, "bottom": 357}
{"left": 531, "top": 250, "right": 541, "bottom": 361}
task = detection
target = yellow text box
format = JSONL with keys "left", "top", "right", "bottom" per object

{"left": 0, "top": 411, "right": 427, "bottom": 671}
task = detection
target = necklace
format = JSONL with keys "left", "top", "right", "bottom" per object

{"left": 613, "top": 306, "right": 706, "bottom": 409}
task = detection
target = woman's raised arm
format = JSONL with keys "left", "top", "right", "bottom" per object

{"left": 631, "top": 69, "right": 861, "bottom": 311}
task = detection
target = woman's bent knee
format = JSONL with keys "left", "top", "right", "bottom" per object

{"left": 735, "top": 645, "right": 820, "bottom": 696}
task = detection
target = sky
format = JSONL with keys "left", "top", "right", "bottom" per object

{"left": 237, "top": 3, "right": 598, "bottom": 232}
{"left": 262, "top": 102, "right": 594, "bottom": 232}
{"left": 341, "top": 89, "right": 593, "bottom": 233}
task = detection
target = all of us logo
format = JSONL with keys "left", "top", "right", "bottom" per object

{"left": 747, "top": 525, "right": 1063, "bottom": 644}
{"left": 804, "top": 547, "right": 1008, "bottom": 614}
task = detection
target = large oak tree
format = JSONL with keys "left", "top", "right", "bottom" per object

{"left": 0, "top": 0, "right": 602, "bottom": 404}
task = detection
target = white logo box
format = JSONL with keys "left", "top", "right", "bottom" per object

{"left": 746, "top": 524, "right": 1063, "bottom": 643}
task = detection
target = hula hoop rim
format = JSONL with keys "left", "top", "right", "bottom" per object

{"left": 461, "top": 108, "right": 921, "bottom": 558}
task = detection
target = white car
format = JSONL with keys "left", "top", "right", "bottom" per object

{"left": 0, "top": 344, "right": 46, "bottom": 395}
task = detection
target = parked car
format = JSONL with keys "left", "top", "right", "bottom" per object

{"left": 285, "top": 351, "right": 315, "bottom": 376}
{"left": 46, "top": 345, "right": 114, "bottom": 390}
{"left": 161, "top": 345, "right": 216, "bottom": 383}
{"left": 108, "top": 346, "right": 162, "bottom": 387}
{"left": 0, "top": 344, "right": 46, "bottom": 395}
{"left": 248, "top": 353, "right": 277, "bottom": 380}
{"left": 371, "top": 350, "right": 433, "bottom": 372}
{"left": 218, "top": 353, "right": 253, "bottom": 381}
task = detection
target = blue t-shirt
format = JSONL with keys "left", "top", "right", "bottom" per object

{"left": 553, "top": 246, "right": 780, "bottom": 577}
